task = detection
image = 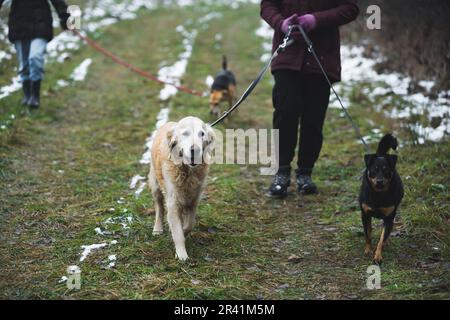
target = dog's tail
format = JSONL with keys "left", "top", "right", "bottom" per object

{"left": 376, "top": 134, "right": 398, "bottom": 156}
{"left": 222, "top": 55, "right": 227, "bottom": 70}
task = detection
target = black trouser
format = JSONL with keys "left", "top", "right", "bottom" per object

{"left": 272, "top": 70, "right": 330, "bottom": 175}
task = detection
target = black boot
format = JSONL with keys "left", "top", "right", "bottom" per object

{"left": 28, "top": 80, "right": 41, "bottom": 109}
{"left": 296, "top": 172, "right": 318, "bottom": 195}
{"left": 21, "top": 80, "right": 31, "bottom": 106}
{"left": 267, "top": 170, "right": 291, "bottom": 198}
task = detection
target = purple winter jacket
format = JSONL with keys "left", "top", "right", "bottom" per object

{"left": 260, "top": 0, "right": 359, "bottom": 82}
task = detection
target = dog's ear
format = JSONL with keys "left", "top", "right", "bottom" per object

{"left": 364, "top": 154, "right": 375, "bottom": 167}
{"left": 387, "top": 154, "right": 398, "bottom": 168}
{"left": 364, "top": 154, "right": 375, "bottom": 168}
{"left": 205, "top": 125, "right": 215, "bottom": 146}
{"left": 166, "top": 127, "right": 177, "bottom": 159}
{"left": 203, "top": 125, "right": 216, "bottom": 164}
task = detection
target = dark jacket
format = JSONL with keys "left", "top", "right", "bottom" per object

{"left": 260, "top": 0, "right": 359, "bottom": 82}
{"left": 0, "top": 0, "right": 70, "bottom": 43}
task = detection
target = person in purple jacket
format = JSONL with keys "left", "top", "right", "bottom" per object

{"left": 261, "top": 0, "right": 359, "bottom": 198}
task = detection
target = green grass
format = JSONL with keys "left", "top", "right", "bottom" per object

{"left": 0, "top": 3, "right": 449, "bottom": 300}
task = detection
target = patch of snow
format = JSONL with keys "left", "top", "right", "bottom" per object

{"left": 130, "top": 175, "right": 145, "bottom": 189}
{"left": 140, "top": 108, "right": 170, "bottom": 164}
{"left": 70, "top": 58, "right": 92, "bottom": 81}
{"left": 56, "top": 79, "right": 69, "bottom": 88}
{"left": 158, "top": 26, "right": 197, "bottom": 101}
{"left": 104, "top": 215, "right": 133, "bottom": 229}
{"left": 0, "top": 0, "right": 178, "bottom": 100}
{"left": 340, "top": 44, "right": 449, "bottom": 143}
{"left": 0, "top": 50, "right": 12, "bottom": 62}
{"left": 134, "top": 182, "right": 147, "bottom": 198}
{"left": 0, "top": 76, "right": 21, "bottom": 100}
{"left": 198, "top": 12, "right": 222, "bottom": 24}
{"left": 419, "top": 80, "right": 435, "bottom": 92}
{"left": 106, "top": 255, "right": 116, "bottom": 268}
{"left": 205, "top": 75, "right": 214, "bottom": 87}
{"left": 94, "top": 227, "right": 105, "bottom": 235}
{"left": 79, "top": 240, "right": 117, "bottom": 262}
{"left": 79, "top": 243, "right": 107, "bottom": 262}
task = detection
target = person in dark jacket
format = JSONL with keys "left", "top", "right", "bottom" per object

{"left": 261, "top": 0, "right": 359, "bottom": 198}
{"left": 0, "top": 0, "right": 70, "bottom": 108}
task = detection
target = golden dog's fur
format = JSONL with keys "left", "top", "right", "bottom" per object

{"left": 148, "top": 116, "right": 215, "bottom": 261}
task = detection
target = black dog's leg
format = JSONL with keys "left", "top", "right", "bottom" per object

{"left": 361, "top": 212, "right": 372, "bottom": 255}
{"left": 374, "top": 218, "right": 394, "bottom": 264}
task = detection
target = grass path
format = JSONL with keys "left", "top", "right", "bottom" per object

{"left": 0, "top": 4, "right": 448, "bottom": 299}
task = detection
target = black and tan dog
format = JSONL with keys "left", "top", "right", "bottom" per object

{"left": 209, "top": 56, "right": 236, "bottom": 117}
{"left": 359, "top": 134, "right": 404, "bottom": 264}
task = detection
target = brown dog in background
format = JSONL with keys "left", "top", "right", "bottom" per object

{"left": 209, "top": 56, "right": 237, "bottom": 117}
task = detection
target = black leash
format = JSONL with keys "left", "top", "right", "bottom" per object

{"left": 292, "top": 24, "right": 369, "bottom": 151}
{"left": 210, "top": 24, "right": 369, "bottom": 152}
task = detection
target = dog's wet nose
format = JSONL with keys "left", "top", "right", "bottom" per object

{"left": 191, "top": 146, "right": 199, "bottom": 156}
{"left": 190, "top": 146, "right": 202, "bottom": 165}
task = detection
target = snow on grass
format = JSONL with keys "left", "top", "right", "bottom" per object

{"left": 79, "top": 243, "right": 107, "bottom": 262}
{"left": 140, "top": 107, "right": 170, "bottom": 164}
{"left": 70, "top": 58, "right": 92, "bottom": 82}
{"left": 0, "top": 0, "right": 198, "bottom": 100}
{"left": 253, "top": 22, "right": 449, "bottom": 143}
{"left": 134, "top": 182, "right": 147, "bottom": 198}
{"left": 79, "top": 240, "right": 117, "bottom": 262}
{"left": 129, "top": 175, "right": 145, "bottom": 189}
{"left": 198, "top": 12, "right": 223, "bottom": 27}
{"left": 94, "top": 227, "right": 105, "bottom": 235}
{"left": 106, "top": 255, "right": 117, "bottom": 268}
{"left": 205, "top": 75, "right": 214, "bottom": 87}
{"left": 56, "top": 79, "right": 69, "bottom": 88}
{"left": 104, "top": 215, "right": 133, "bottom": 230}
{"left": 256, "top": 20, "right": 273, "bottom": 62}
{"left": 130, "top": 174, "right": 147, "bottom": 198}
{"left": 339, "top": 44, "right": 449, "bottom": 143}
{"left": 158, "top": 26, "right": 198, "bottom": 101}
{"left": 0, "top": 50, "right": 12, "bottom": 62}
{"left": 0, "top": 76, "right": 21, "bottom": 100}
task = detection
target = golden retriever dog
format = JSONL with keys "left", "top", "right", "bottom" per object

{"left": 149, "top": 116, "right": 215, "bottom": 261}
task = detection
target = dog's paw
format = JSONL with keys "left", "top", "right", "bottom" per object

{"left": 373, "top": 252, "right": 383, "bottom": 265}
{"left": 152, "top": 229, "right": 164, "bottom": 236}
{"left": 175, "top": 251, "right": 189, "bottom": 262}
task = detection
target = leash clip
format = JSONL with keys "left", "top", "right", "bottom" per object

{"left": 279, "top": 35, "right": 290, "bottom": 50}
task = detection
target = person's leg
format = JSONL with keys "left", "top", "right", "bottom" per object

{"left": 28, "top": 38, "right": 47, "bottom": 81}
{"left": 296, "top": 73, "right": 330, "bottom": 193}
{"left": 272, "top": 69, "right": 303, "bottom": 172}
{"left": 268, "top": 69, "right": 303, "bottom": 198}
{"left": 28, "top": 38, "right": 48, "bottom": 108}
{"left": 14, "top": 40, "right": 31, "bottom": 105}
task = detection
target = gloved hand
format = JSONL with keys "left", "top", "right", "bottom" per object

{"left": 298, "top": 14, "right": 317, "bottom": 33}
{"left": 280, "top": 14, "right": 298, "bottom": 34}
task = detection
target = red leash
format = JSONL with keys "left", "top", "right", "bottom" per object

{"left": 72, "top": 29, "right": 204, "bottom": 97}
